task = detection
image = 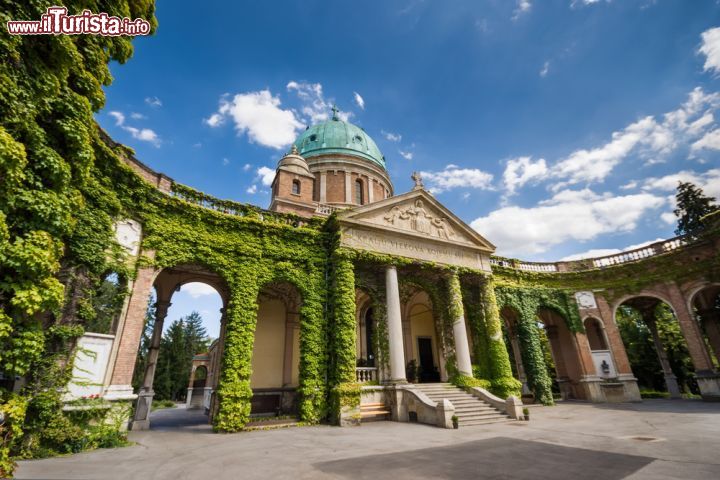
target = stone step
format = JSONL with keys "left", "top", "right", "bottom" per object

{"left": 453, "top": 406, "right": 498, "bottom": 413}
{"left": 423, "top": 394, "right": 475, "bottom": 400}
{"left": 455, "top": 412, "right": 508, "bottom": 421}
{"left": 460, "top": 417, "right": 513, "bottom": 427}
{"left": 361, "top": 402, "right": 389, "bottom": 422}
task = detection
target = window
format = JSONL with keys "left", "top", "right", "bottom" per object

{"left": 292, "top": 179, "right": 300, "bottom": 195}
{"left": 355, "top": 179, "right": 364, "bottom": 204}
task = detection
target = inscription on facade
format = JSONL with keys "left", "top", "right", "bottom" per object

{"left": 342, "top": 226, "right": 487, "bottom": 270}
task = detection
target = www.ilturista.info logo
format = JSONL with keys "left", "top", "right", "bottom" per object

{"left": 6, "top": 6, "right": 151, "bottom": 36}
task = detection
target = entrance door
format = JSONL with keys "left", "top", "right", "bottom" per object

{"left": 417, "top": 337, "right": 439, "bottom": 382}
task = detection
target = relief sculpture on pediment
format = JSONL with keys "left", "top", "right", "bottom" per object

{"left": 383, "top": 199, "right": 455, "bottom": 240}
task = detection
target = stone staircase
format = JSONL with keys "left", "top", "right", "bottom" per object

{"left": 414, "top": 383, "right": 512, "bottom": 427}
{"left": 360, "top": 402, "right": 391, "bottom": 422}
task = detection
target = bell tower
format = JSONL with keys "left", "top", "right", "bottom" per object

{"left": 269, "top": 145, "right": 317, "bottom": 217}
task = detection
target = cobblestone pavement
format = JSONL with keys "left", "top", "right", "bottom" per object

{"left": 15, "top": 400, "right": 720, "bottom": 479}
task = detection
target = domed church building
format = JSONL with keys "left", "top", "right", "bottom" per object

{"left": 74, "top": 108, "right": 720, "bottom": 432}
{"left": 270, "top": 107, "right": 393, "bottom": 217}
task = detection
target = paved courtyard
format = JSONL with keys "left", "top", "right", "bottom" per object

{"left": 15, "top": 400, "right": 720, "bottom": 479}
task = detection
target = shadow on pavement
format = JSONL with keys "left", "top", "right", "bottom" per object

{"left": 314, "top": 437, "right": 653, "bottom": 480}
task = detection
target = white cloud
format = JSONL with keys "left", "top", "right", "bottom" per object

{"left": 130, "top": 112, "right": 146, "bottom": 120}
{"left": 503, "top": 156, "right": 548, "bottom": 195}
{"left": 399, "top": 150, "right": 414, "bottom": 160}
{"left": 243, "top": 163, "right": 252, "bottom": 172}
{"left": 145, "top": 96, "right": 162, "bottom": 108}
{"left": 354, "top": 92, "right": 365, "bottom": 110}
{"left": 222, "top": 158, "right": 230, "bottom": 166}
{"left": 193, "top": 142, "right": 202, "bottom": 148}
{"left": 691, "top": 128, "right": 720, "bottom": 152}
{"left": 286, "top": 81, "right": 353, "bottom": 123}
{"left": 620, "top": 180, "right": 638, "bottom": 190}
{"left": 382, "top": 130, "right": 402, "bottom": 142}
{"left": 205, "top": 112, "right": 225, "bottom": 128}
{"left": 560, "top": 238, "right": 665, "bottom": 261}
{"left": 540, "top": 61, "right": 550, "bottom": 77}
{"left": 471, "top": 189, "right": 665, "bottom": 256}
{"left": 699, "top": 27, "right": 720, "bottom": 75}
{"left": 181, "top": 282, "right": 218, "bottom": 298}
{"left": 205, "top": 90, "right": 303, "bottom": 149}
{"left": 256, "top": 166, "right": 275, "bottom": 187}
{"left": 512, "top": 0, "right": 531, "bottom": 20}
{"left": 642, "top": 168, "right": 720, "bottom": 199}
{"left": 246, "top": 184, "right": 258, "bottom": 194}
{"left": 108, "top": 110, "right": 160, "bottom": 146}
{"left": 661, "top": 212, "right": 676, "bottom": 225}
{"left": 124, "top": 126, "right": 160, "bottom": 145}
{"left": 420, "top": 165, "right": 494, "bottom": 194}
{"left": 549, "top": 87, "right": 720, "bottom": 189}
{"left": 108, "top": 111, "right": 125, "bottom": 126}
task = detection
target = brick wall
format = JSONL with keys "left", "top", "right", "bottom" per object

{"left": 110, "top": 265, "right": 157, "bottom": 386}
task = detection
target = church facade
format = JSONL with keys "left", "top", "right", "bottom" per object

{"left": 74, "top": 111, "right": 720, "bottom": 431}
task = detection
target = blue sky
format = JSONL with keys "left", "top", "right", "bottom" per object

{"left": 98, "top": 1, "right": 720, "bottom": 333}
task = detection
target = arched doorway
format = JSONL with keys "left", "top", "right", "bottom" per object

{"left": 616, "top": 296, "right": 698, "bottom": 398}
{"left": 251, "top": 281, "right": 302, "bottom": 417}
{"left": 690, "top": 284, "right": 720, "bottom": 367}
{"left": 537, "top": 308, "right": 583, "bottom": 400}
{"left": 404, "top": 291, "right": 442, "bottom": 383}
{"left": 499, "top": 306, "right": 530, "bottom": 395}
{"left": 130, "top": 264, "right": 228, "bottom": 430}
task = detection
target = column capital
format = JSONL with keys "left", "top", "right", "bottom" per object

{"left": 155, "top": 300, "right": 172, "bottom": 319}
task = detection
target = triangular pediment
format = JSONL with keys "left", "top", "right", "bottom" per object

{"left": 337, "top": 189, "right": 495, "bottom": 253}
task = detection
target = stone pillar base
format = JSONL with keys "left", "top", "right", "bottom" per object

{"left": 696, "top": 371, "right": 720, "bottom": 401}
{"left": 578, "top": 375, "right": 642, "bottom": 403}
{"left": 130, "top": 390, "right": 155, "bottom": 431}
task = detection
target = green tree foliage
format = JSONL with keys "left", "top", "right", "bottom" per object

{"left": 674, "top": 181, "right": 719, "bottom": 237}
{"left": 616, "top": 304, "right": 697, "bottom": 393}
{"left": 153, "top": 312, "right": 210, "bottom": 401}
{"left": 536, "top": 326, "right": 559, "bottom": 394}
{"left": 0, "top": 2, "right": 156, "bottom": 474}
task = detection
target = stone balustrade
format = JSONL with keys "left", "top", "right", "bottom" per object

{"left": 491, "top": 235, "right": 691, "bottom": 274}
{"left": 356, "top": 367, "right": 378, "bottom": 383}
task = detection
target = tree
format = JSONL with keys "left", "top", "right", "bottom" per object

{"left": 674, "top": 182, "right": 719, "bottom": 237}
{"left": 152, "top": 312, "right": 210, "bottom": 401}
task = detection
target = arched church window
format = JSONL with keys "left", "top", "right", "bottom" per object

{"left": 292, "top": 179, "right": 300, "bottom": 195}
{"left": 355, "top": 179, "right": 364, "bottom": 205}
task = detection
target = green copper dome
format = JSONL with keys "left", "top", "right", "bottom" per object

{"left": 293, "top": 112, "right": 386, "bottom": 170}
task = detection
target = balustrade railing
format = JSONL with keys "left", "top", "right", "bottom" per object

{"left": 491, "top": 236, "right": 691, "bottom": 273}
{"left": 356, "top": 367, "right": 378, "bottom": 383}
{"left": 168, "top": 183, "right": 323, "bottom": 228}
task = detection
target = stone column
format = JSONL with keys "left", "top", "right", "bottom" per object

{"left": 666, "top": 283, "right": 720, "bottom": 399}
{"left": 510, "top": 333, "right": 530, "bottom": 394}
{"left": 319, "top": 172, "right": 327, "bottom": 203}
{"left": 344, "top": 171, "right": 352, "bottom": 203}
{"left": 283, "top": 312, "right": 300, "bottom": 386}
{"left": 448, "top": 272, "right": 473, "bottom": 377}
{"left": 132, "top": 300, "right": 171, "bottom": 430}
{"left": 642, "top": 310, "right": 681, "bottom": 399}
{"left": 699, "top": 310, "right": 720, "bottom": 364}
{"left": 667, "top": 282, "right": 714, "bottom": 372}
{"left": 386, "top": 266, "right": 407, "bottom": 383}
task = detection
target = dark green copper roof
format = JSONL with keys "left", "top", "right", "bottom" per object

{"left": 293, "top": 111, "right": 386, "bottom": 170}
